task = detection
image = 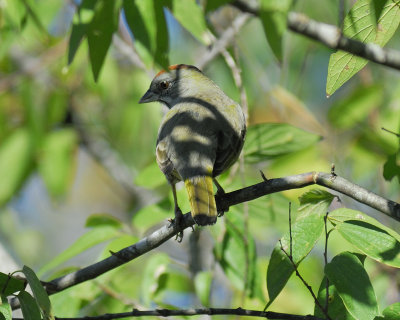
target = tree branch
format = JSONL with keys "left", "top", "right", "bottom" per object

{"left": 10, "top": 172, "right": 400, "bottom": 309}
{"left": 287, "top": 12, "right": 400, "bottom": 70}
{"left": 231, "top": 0, "right": 400, "bottom": 70}
{"left": 13, "top": 307, "right": 325, "bottom": 320}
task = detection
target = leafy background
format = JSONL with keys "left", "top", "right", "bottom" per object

{"left": 0, "top": 0, "right": 400, "bottom": 318}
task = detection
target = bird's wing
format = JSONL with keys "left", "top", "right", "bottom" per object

{"left": 157, "top": 103, "right": 218, "bottom": 181}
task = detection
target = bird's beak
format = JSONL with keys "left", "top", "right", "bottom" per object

{"left": 139, "top": 89, "right": 158, "bottom": 104}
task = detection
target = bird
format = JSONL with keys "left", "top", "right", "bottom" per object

{"left": 139, "top": 64, "right": 246, "bottom": 229}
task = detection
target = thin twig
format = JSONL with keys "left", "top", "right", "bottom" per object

{"left": 12, "top": 307, "right": 326, "bottom": 320}
{"left": 323, "top": 212, "right": 330, "bottom": 314}
{"left": 382, "top": 127, "right": 400, "bottom": 138}
{"left": 197, "top": 13, "right": 251, "bottom": 70}
{"left": 288, "top": 202, "right": 293, "bottom": 258}
{"left": 279, "top": 211, "right": 331, "bottom": 320}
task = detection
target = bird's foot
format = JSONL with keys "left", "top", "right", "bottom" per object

{"left": 168, "top": 207, "right": 184, "bottom": 242}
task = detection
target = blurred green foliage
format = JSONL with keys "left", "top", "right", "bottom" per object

{"left": 0, "top": 0, "right": 400, "bottom": 319}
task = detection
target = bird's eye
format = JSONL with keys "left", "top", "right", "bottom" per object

{"left": 159, "top": 80, "right": 170, "bottom": 90}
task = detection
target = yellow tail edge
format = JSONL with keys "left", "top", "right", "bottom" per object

{"left": 185, "top": 176, "right": 217, "bottom": 226}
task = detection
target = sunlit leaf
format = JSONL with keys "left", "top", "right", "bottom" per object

{"left": 0, "top": 298, "right": 12, "bottom": 320}
{"left": 330, "top": 209, "right": 400, "bottom": 268}
{"left": 141, "top": 253, "right": 170, "bottom": 307}
{"left": 194, "top": 271, "right": 212, "bottom": 307}
{"left": 123, "top": 0, "right": 169, "bottom": 69}
{"left": 330, "top": 208, "right": 400, "bottom": 243}
{"left": 314, "top": 276, "right": 355, "bottom": 320}
{"left": 326, "top": 0, "right": 400, "bottom": 96}
{"left": 0, "top": 129, "right": 33, "bottom": 207}
{"left": 38, "top": 129, "right": 78, "bottom": 197}
{"left": 244, "top": 123, "right": 321, "bottom": 163}
{"left": 380, "top": 302, "right": 400, "bottom": 320}
{"left": 215, "top": 207, "right": 258, "bottom": 298}
{"left": 132, "top": 200, "right": 171, "bottom": 231}
{"left": 135, "top": 161, "right": 166, "bottom": 189}
{"left": 172, "top": 0, "right": 208, "bottom": 45}
{"left": 266, "top": 189, "right": 334, "bottom": 306}
{"left": 325, "top": 252, "right": 379, "bottom": 320}
{"left": 85, "top": 213, "right": 123, "bottom": 228}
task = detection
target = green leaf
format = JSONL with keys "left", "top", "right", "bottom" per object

{"left": 298, "top": 189, "right": 335, "bottom": 208}
{"left": 383, "top": 152, "right": 400, "bottom": 182}
{"left": 123, "top": 0, "right": 155, "bottom": 66}
{"left": 0, "top": 272, "right": 25, "bottom": 296}
{"left": 141, "top": 253, "right": 170, "bottom": 307}
{"left": 244, "top": 123, "right": 321, "bottom": 163}
{"left": 0, "top": 129, "right": 33, "bottom": 207}
{"left": 330, "top": 208, "right": 400, "bottom": 243}
{"left": 172, "top": 0, "right": 208, "bottom": 45}
{"left": 39, "top": 226, "right": 120, "bottom": 277}
{"left": 326, "top": 0, "right": 400, "bottom": 96}
{"left": 259, "top": 0, "right": 291, "bottom": 62}
{"left": 68, "top": 0, "right": 98, "bottom": 64}
{"left": 68, "top": 23, "right": 87, "bottom": 64}
{"left": 123, "top": 0, "right": 169, "bottom": 69}
{"left": 314, "top": 276, "right": 355, "bottom": 320}
{"left": 336, "top": 220, "right": 400, "bottom": 268}
{"left": 132, "top": 200, "right": 171, "bottom": 231}
{"left": 153, "top": 2, "right": 170, "bottom": 69}
{"left": 325, "top": 252, "right": 379, "bottom": 320}
{"left": 266, "top": 189, "right": 334, "bottom": 306}
{"left": 380, "top": 302, "right": 400, "bottom": 320}
{"left": 135, "top": 161, "right": 166, "bottom": 189}
{"left": 87, "top": 0, "right": 119, "bottom": 81}
{"left": 38, "top": 129, "right": 77, "bottom": 197}
{"left": 204, "top": 0, "right": 231, "bottom": 13}
{"left": 85, "top": 213, "right": 123, "bottom": 228}
{"left": 18, "top": 291, "right": 42, "bottom": 320}
{"left": 0, "top": 297, "right": 12, "bottom": 320}
{"left": 194, "top": 271, "right": 212, "bottom": 307}
{"left": 216, "top": 207, "right": 258, "bottom": 298}
{"left": 328, "top": 85, "right": 382, "bottom": 129}
{"left": 22, "top": 266, "right": 53, "bottom": 319}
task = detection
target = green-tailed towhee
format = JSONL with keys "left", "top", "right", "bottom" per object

{"left": 139, "top": 64, "right": 246, "bottom": 227}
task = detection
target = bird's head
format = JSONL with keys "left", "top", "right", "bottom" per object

{"left": 139, "top": 64, "right": 206, "bottom": 108}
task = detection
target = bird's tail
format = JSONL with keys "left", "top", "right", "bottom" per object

{"left": 185, "top": 176, "right": 217, "bottom": 226}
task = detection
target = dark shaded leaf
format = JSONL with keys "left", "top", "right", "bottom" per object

{"left": 87, "top": 0, "right": 119, "bottom": 81}
{"left": 0, "top": 272, "right": 25, "bottom": 296}
{"left": 68, "top": 23, "right": 87, "bottom": 64}
{"left": 314, "top": 276, "right": 355, "bottom": 320}
{"left": 383, "top": 152, "right": 400, "bottom": 182}
{"left": 325, "top": 252, "right": 379, "bottom": 320}
{"left": 22, "top": 266, "right": 53, "bottom": 319}
{"left": 18, "top": 291, "right": 42, "bottom": 320}
{"left": 259, "top": 0, "right": 291, "bottom": 62}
